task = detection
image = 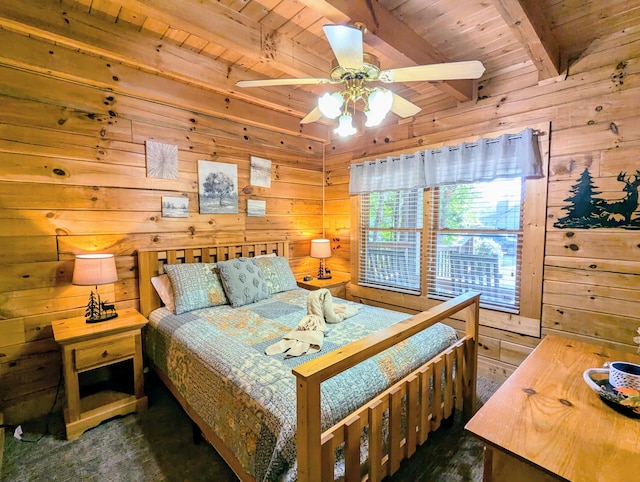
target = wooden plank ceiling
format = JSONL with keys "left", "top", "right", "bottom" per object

{"left": 3, "top": 0, "right": 640, "bottom": 141}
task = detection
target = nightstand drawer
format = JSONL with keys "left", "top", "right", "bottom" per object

{"left": 74, "top": 335, "right": 136, "bottom": 371}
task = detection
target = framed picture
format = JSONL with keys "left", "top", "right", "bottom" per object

{"left": 247, "top": 199, "right": 266, "bottom": 217}
{"left": 146, "top": 140, "right": 179, "bottom": 179}
{"left": 250, "top": 155, "right": 271, "bottom": 187}
{"left": 161, "top": 196, "right": 189, "bottom": 218}
{"left": 198, "top": 160, "right": 238, "bottom": 214}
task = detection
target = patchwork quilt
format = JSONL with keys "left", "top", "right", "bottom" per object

{"left": 146, "top": 288, "right": 457, "bottom": 481}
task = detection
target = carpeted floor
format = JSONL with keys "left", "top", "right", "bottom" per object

{"left": 1, "top": 376, "right": 501, "bottom": 482}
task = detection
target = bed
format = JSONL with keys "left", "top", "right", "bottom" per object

{"left": 138, "top": 241, "right": 479, "bottom": 482}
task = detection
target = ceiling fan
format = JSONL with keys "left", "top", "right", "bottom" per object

{"left": 236, "top": 25, "right": 485, "bottom": 136}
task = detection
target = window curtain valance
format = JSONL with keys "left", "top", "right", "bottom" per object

{"left": 349, "top": 128, "right": 543, "bottom": 194}
{"left": 348, "top": 151, "right": 425, "bottom": 194}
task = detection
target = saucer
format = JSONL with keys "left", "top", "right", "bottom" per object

{"left": 585, "top": 374, "right": 640, "bottom": 419}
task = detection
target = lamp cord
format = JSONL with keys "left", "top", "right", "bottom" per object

{"left": 12, "top": 363, "right": 63, "bottom": 444}
{"left": 322, "top": 142, "right": 326, "bottom": 238}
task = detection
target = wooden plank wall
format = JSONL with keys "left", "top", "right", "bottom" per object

{"left": 325, "top": 25, "right": 640, "bottom": 382}
{"left": 2, "top": 4, "right": 640, "bottom": 424}
{"left": 0, "top": 32, "right": 324, "bottom": 422}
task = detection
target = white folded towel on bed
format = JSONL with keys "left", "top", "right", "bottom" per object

{"left": 265, "top": 288, "right": 358, "bottom": 358}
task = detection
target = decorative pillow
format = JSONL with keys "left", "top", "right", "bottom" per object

{"left": 252, "top": 256, "right": 297, "bottom": 294}
{"left": 163, "top": 263, "right": 228, "bottom": 315}
{"left": 151, "top": 274, "right": 176, "bottom": 313}
{"left": 217, "top": 257, "right": 271, "bottom": 307}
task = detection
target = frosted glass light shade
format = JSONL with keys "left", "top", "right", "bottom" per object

{"left": 365, "top": 89, "right": 393, "bottom": 127}
{"left": 72, "top": 254, "right": 118, "bottom": 286}
{"left": 364, "top": 110, "right": 385, "bottom": 127}
{"left": 310, "top": 239, "right": 332, "bottom": 259}
{"left": 318, "top": 92, "right": 344, "bottom": 119}
{"left": 334, "top": 114, "right": 357, "bottom": 137}
{"left": 368, "top": 89, "right": 393, "bottom": 116}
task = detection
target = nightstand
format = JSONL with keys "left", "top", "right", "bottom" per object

{"left": 297, "top": 272, "right": 351, "bottom": 298}
{"left": 52, "top": 308, "right": 148, "bottom": 440}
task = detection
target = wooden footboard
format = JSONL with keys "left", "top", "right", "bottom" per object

{"left": 293, "top": 291, "right": 480, "bottom": 482}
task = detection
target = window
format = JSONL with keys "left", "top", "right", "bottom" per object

{"left": 426, "top": 178, "right": 524, "bottom": 313}
{"left": 350, "top": 128, "right": 545, "bottom": 323}
{"left": 359, "top": 189, "right": 422, "bottom": 293}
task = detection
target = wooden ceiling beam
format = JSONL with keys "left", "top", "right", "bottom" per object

{"left": 490, "top": 0, "right": 562, "bottom": 79}
{"left": 117, "top": 0, "right": 331, "bottom": 80}
{"left": 0, "top": 0, "right": 326, "bottom": 139}
{"left": 299, "top": 0, "right": 476, "bottom": 102}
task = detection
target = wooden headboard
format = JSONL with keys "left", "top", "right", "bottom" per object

{"left": 137, "top": 241, "right": 289, "bottom": 317}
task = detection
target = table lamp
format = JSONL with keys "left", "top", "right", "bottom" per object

{"left": 310, "top": 239, "right": 332, "bottom": 280}
{"left": 72, "top": 254, "right": 119, "bottom": 323}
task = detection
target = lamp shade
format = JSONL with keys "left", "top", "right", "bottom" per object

{"left": 72, "top": 254, "right": 118, "bottom": 286}
{"left": 310, "top": 239, "right": 332, "bottom": 259}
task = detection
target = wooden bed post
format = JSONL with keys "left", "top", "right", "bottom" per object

{"left": 138, "top": 250, "right": 160, "bottom": 317}
{"left": 295, "top": 373, "right": 322, "bottom": 482}
{"left": 463, "top": 293, "right": 480, "bottom": 419}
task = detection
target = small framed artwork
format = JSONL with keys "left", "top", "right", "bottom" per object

{"left": 162, "top": 196, "right": 189, "bottom": 218}
{"left": 198, "top": 160, "right": 238, "bottom": 214}
{"left": 146, "top": 140, "right": 179, "bottom": 179}
{"left": 247, "top": 199, "right": 266, "bottom": 217}
{"left": 250, "top": 155, "right": 271, "bottom": 188}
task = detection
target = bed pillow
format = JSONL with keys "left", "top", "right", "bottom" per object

{"left": 251, "top": 256, "right": 297, "bottom": 294}
{"left": 163, "top": 263, "right": 228, "bottom": 315}
{"left": 217, "top": 257, "right": 271, "bottom": 307}
{"left": 151, "top": 274, "right": 176, "bottom": 313}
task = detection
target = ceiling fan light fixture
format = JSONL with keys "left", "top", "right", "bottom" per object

{"left": 334, "top": 113, "right": 357, "bottom": 137}
{"left": 318, "top": 92, "right": 344, "bottom": 119}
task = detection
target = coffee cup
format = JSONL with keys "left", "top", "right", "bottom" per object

{"left": 583, "top": 361, "right": 640, "bottom": 392}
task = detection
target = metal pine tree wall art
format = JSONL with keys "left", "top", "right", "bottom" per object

{"left": 554, "top": 168, "right": 640, "bottom": 229}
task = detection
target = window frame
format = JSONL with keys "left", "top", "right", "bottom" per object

{"left": 349, "top": 126, "right": 548, "bottom": 335}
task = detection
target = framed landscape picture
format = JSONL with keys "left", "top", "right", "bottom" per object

{"left": 161, "top": 196, "right": 189, "bottom": 218}
{"left": 198, "top": 160, "right": 238, "bottom": 214}
{"left": 247, "top": 199, "right": 266, "bottom": 217}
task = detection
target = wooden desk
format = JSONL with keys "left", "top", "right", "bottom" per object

{"left": 465, "top": 335, "right": 640, "bottom": 481}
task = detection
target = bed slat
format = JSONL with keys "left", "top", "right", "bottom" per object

{"left": 454, "top": 342, "right": 465, "bottom": 410}
{"left": 321, "top": 434, "right": 334, "bottom": 482}
{"left": 431, "top": 357, "right": 444, "bottom": 431}
{"left": 368, "top": 400, "right": 384, "bottom": 482}
{"left": 418, "top": 365, "right": 433, "bottom": 445}
{"left": 344, "top": 417, "right": 361, "bottom": 482}
{"left": 389, "top": 386, "right": 403, "bottom": 474}
{"left": 444, "top": 348, "right": 455, "bottom": 419}
{"left": 406, "top": 374, "right": 419, "bottom": 458}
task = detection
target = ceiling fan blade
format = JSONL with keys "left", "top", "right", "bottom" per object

{"left": 380, "top": 60, "right": 486, "bottom": 83}
{"left": 390, "top": 93, "right": 421, "bottom": 118}
{"left": 323, "top": 24, "right": 364, "bottom": 70}
{"left": 236, "top": 77, "right": 331, "bottom": 88}
{"left": 300, "top": 107, "right": 323, "bottom": 124}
